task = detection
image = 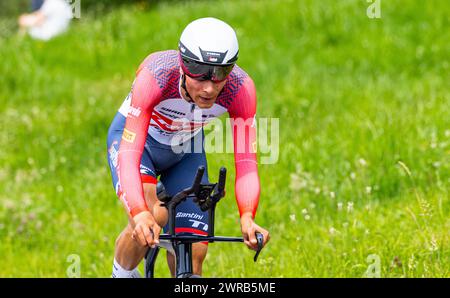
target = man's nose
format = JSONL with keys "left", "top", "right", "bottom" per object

{"left": 201, "top": 80, "right": 215, "bottom": 93}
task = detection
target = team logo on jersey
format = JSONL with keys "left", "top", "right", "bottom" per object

{"left": 122, "top": 128, "right": 136, "bottom": 143}
{"left": 151, "top": 110, "right": 204, "bottom": 133}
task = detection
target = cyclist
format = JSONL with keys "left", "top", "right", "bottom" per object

{"left": 107, "top": 17, "right": 270, "bottom": 278}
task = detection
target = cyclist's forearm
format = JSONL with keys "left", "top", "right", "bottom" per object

{"left": 118, "top": 151, "right": 149, "bottom": 217}
{"left": 235, "top": 159, "right": 260, "bottom": 219}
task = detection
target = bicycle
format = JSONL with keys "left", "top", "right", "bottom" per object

{"left": 144, "top": 166, "right": 264, "bottom": 278}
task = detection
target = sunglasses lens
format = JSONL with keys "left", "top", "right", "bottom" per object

{"left": 182, "top": 57, "right": 234, "bottom": 82}
{"left": 211, "top": 64, "right": 234, "bottom": 82}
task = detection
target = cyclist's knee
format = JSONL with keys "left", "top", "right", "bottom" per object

{"left": 115, "top": 224, "right": 133, "bottom": 247}
{"left": 143, "top": 183, "right": 168, "bottom": 227}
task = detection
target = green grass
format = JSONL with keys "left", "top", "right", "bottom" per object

{"left": 0, "top": 0, "right": 448, "bottom": 277}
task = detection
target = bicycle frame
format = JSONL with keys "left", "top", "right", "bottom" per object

{"left": 144, "top": 166, "right": 263, "bottom": 278}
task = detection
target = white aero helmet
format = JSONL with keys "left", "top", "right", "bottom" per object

{"left": 179, "top": 17, "right": 239, "bottom": 66}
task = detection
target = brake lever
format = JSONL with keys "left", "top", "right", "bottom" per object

{"left": 253, "top": 233, "right": 264, "bottom": 262}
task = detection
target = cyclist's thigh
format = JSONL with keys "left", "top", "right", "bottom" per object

{"left": 160, "top": 143, "right": 210, "bottom": 235}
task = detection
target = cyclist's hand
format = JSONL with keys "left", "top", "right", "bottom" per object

{"left": 240, "top": 212, "right": 270, "bottom": 251}
{"left": 132, "top": 211, "right": 161, "bottom": 248}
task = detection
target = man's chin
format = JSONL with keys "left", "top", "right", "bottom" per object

{"left": 196, "top": 98, "right": 216, "bottom": 109}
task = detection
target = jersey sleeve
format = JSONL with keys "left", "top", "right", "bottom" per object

{"left": 117, "top": 67, "right": 162, "bottom": 217}
{"left": 228, "top": 77, "right": 260, "bottom": 219}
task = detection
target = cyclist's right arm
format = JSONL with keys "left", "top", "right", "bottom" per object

{"left": 117, "top": 66, "right": 162, "bottom": 218}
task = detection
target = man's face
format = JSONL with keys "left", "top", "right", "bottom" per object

{"left": 183, "top": 72, "right": 227, "bottom": 109}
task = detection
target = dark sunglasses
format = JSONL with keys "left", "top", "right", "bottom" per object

{"left": 180, "top": 56, "right": 234, "bottom": 83}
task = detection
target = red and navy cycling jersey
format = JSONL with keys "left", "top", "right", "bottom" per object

{"left": 117, "top": 50, "right": 260, "bottom": 218}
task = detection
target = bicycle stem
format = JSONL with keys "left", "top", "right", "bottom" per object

{"left": 167, "top": 166, "right": 205, "bottom": 235}
{"left": 207, "top": 201, "right": 216, "bottom": 238}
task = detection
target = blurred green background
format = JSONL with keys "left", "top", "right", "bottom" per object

{"left": 0, "top": 0, "right": 448, "bottom": 277}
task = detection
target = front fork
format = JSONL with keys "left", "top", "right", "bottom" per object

{"left": 144, "top": 242, "right": 195, "bottom": 278}
{"left": 144, "top": 246, "right": 160, "bottom": 278}
{"left": 174, "top": 242, "right": 194, "bottom": 278}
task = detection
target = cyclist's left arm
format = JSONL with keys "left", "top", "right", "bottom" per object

{"left": 228, "top": 77, "right": 270, "bottom": 250}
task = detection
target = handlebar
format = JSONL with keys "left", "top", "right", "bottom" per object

{"left": 191, "top": 166, "right": 205, "bottom": 194}
{"left": 196, "top": 167, "right": 226, "bottom": 212}
{"left": 254, "top": 232, "right": 264, "bottom": 262}
{"left": 158, "top": 232, "right": 264, "bottom": 263}
{"left": 217, "top": 167, "right": 226, "bottom": 194}
{"left": 169, "top": 166, "right": 205, "bottom": 206}
{"left": 158, "top": 166, "right": 265, "bottom": 263}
